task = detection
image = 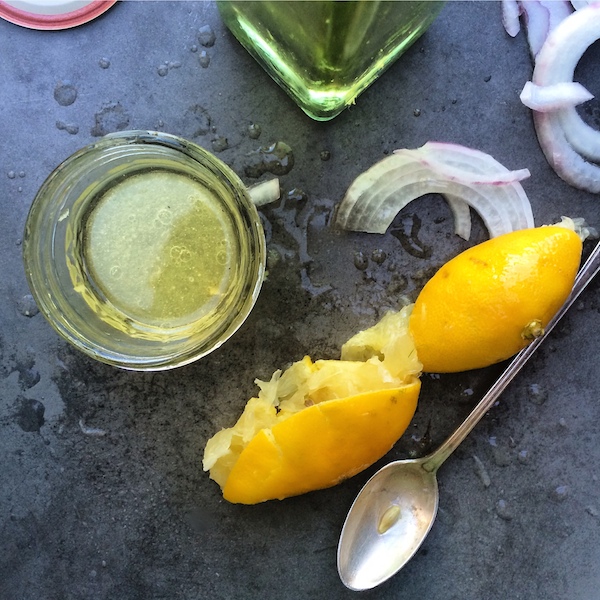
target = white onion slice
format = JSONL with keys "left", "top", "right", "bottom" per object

{"left": 335, "top": 142, "right": 534, "bottom": 240}
{"left": 571, "top": 0, "right": 593, "bottom": 9}
{"left": 520, "top": 81, "right": 594, "bottom": 112}
{"left": 525, "top": 3, "right": 600, "bottom": 192}
{"left": 516, "top": 0, "right": 573, "bottom": 58}
{"left": 247, "top": 178, "right": 280, "bottom": 206}
{"left": 502, "top": 0, "right": 522, "bottom": 37}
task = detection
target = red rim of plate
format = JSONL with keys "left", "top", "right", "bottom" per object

{"left": 0, "top": 0, "right": 117, "bottom": 30}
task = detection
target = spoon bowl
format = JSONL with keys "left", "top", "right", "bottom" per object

{"left": 338, "top": 239, "right": 600, "bottom": 591}
{"left": 337, "top": 458, "right": 438, "bottom": 591}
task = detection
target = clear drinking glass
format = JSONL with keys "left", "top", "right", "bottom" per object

{"left": 23, "top": 131, "right": 266, "bottom": 371}
{"left": 218, "top": 0, "right": 445, "bottom": 121}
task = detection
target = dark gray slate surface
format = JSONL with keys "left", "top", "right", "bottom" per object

{"left": 1, "top": 2, "right": 599, "bottom": 599}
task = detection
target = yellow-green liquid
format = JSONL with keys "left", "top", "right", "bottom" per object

{"left": 84, "top": 170, "right": 234, "bottom": 329}
{"left": 218, "top": 0, "right": 444, "bottom": 120}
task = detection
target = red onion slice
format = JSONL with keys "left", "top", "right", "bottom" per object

{"left": 525, "top": 3, "right": 600, "bottom": 192}
{"left": 520, "top": 81, "right": 594, "bottom": 112}
{"left": 335, "top": 143, "right": 534, "bottom": 240}
{"left": 502, "top": 0, "right": 522, "bottom": 37}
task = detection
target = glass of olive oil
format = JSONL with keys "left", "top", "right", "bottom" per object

{"left": 217, "top": 0, "right": 445, "bottom": 121}
{"left": 23, "top": 131, "right": 266, "bottom": 370}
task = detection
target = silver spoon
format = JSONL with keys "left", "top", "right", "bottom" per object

{"left": 338, "top": 239, "right": 600, "bottom": 591}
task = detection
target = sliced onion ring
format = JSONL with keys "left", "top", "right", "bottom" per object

{"left": 520, "top": 81, "right": 594, "bottom": 112}
{"left": 335, "top": 142, "right": 534, "bottom": 240}
{"left": 523, "top": 3, "right": 600, "bottom": 192}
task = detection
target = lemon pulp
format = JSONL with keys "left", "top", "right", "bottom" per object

{"left": 83, "top": 170, "right": 234, "bottom": 329}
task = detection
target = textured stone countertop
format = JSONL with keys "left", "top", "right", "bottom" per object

{"left": 1, "top": 2, "right": 599, "bottom": 599}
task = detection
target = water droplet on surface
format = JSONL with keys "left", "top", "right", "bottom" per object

{"left": 390, "top": 214, "right": 432, "bottom": 259}
{"left": 413, "top": 108, "right": 421, "bottom": 117}
{"left": 54, "top": 81, "right": 78, "bottom": 106}
{"left": 248, "top": 123, "right": 262, "bottom": 139}
{"left": 198, "top": 24, "right": 216, "bottom": 47}
{"left": 371, "top": 249, "right": 387, "bottom": 264}
{"left": 169, "top": 61, "right": 182, "bottom": 69}
{"left": 18, "top": 171, "right": 25, "bottom": 178}
{"left": 98, "top": 57, "right": 111, "bottom": 69}
{"left": 244, "top": 141, "right": 294, "bottom": 178}
{"left": 18, "top": 366, "right": 40, "bottom": 390}
{"left": 56, "top": 120, "right": 79, "bottom": 135}
{"left": 491, "top": 445, "right": 511, "bottom": 467}
{"left": 266, "top": 248, "right": 281, "bottom": 269}
{"left": 353, "top": 251, "right": 369, "bottom": 271}
{"left": 190, "top": 44, "right": 198, "bottom": 53}
{"left": 91, "top": 102, "right": 130, "bottom": 137}
{"left": 157, "top": 64, "right": 169, "bottom": 77}
{"left": 211, "top": 136, "right": 229, "bottom": 152}
{"left": 7, "top": 170, "right": 16, "bottom": 179}
{"left": 387, "top": 275, "right": 407, "bottom": 294}
{"left": 198, "top": 50, "right": 210, "bottom": 68}
{"left": 496, "top": 499, "right": 512, "bottom": 521}
{"left": 319, "top": 149, "right": 331, "bottom": 161}
{"left": 517, "top": 449, "right": 529, "bottom": 463}
{"left": 286, "top": 188, "right": 307, "bottom": 204}
{"left": 552, "top": 485, "right": 569, "bottom": 501}
{"left": 16, "top": 294, "right": 39, "bottom": 317}
{"left": 472, "top": 454, "right": 491, "bottom": 488}
{"left": 15, "top": 397, "right": 45, "bottom": 432}
{"left": 527, "top": 382, "right": 547, "bottom": 405}
{"left": 182, "top": 104, "right": 211, "bottom": 137}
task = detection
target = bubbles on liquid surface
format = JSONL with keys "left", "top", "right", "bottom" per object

{"left": 156, "top": 208, "right": 173, "bottom": 226}
{"left": 109, "top": 265, "right": 122, "bottom": 279}
{"left": 54, "top": 81, "right": 78, "bottom": 106}
{"left": 170, "top": 245, "right": 192, "bottom": 264}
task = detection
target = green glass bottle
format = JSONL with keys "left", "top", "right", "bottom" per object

{"left": 217, "top": 0, "right": 445, "bottom": 121}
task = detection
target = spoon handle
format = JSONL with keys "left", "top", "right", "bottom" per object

{"left": 423, "top": 239, "right": 600, "bottom": 473}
